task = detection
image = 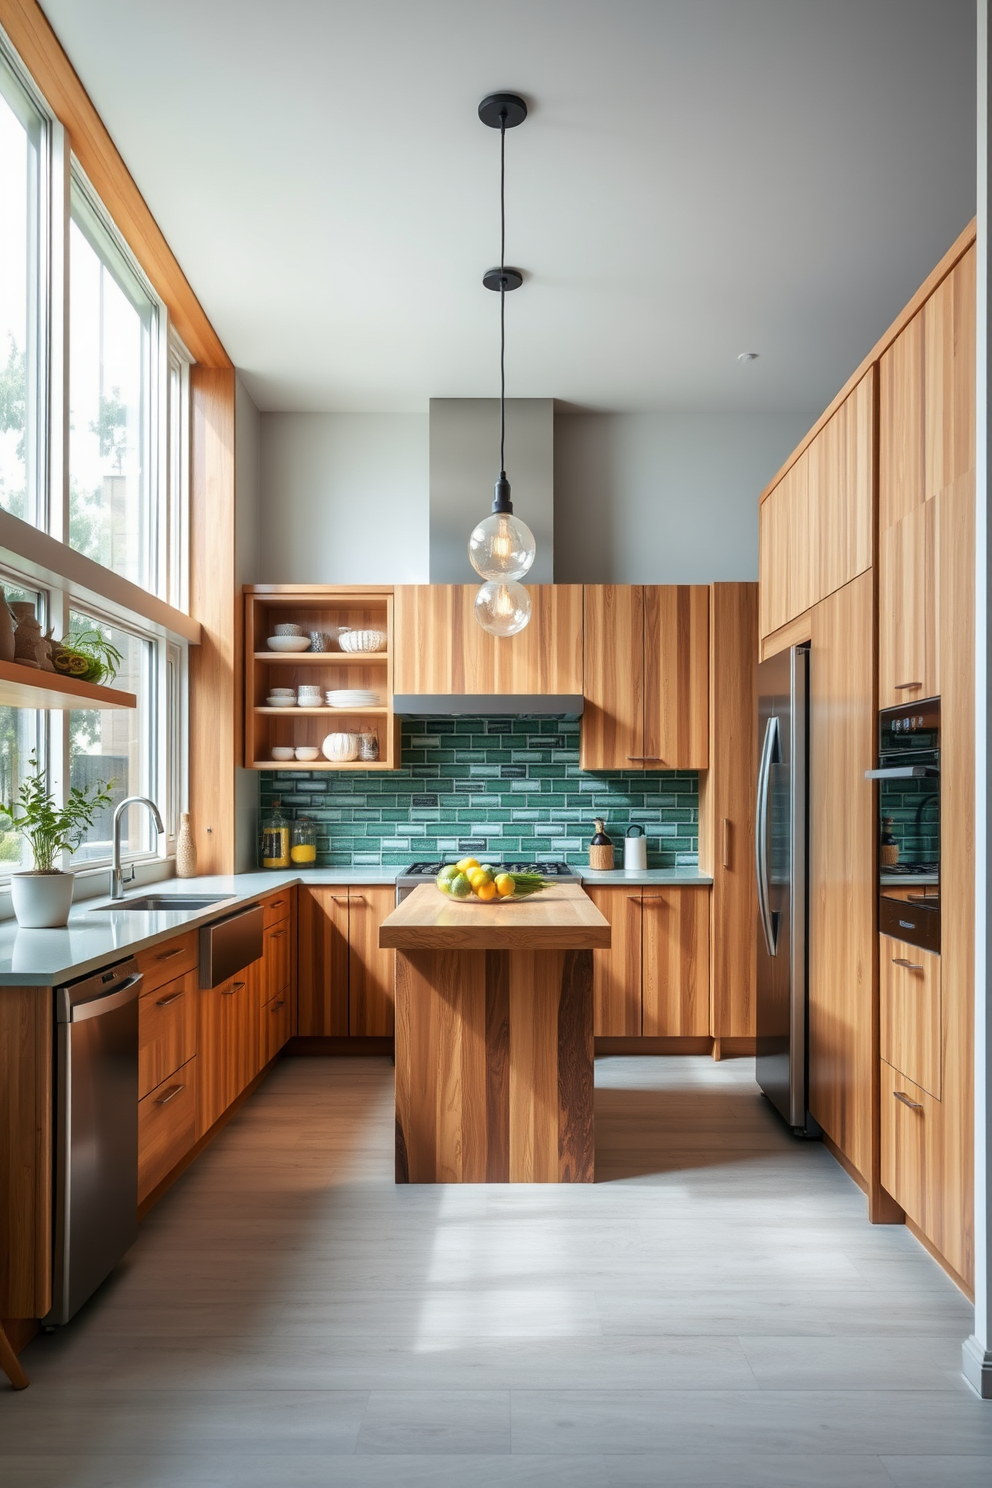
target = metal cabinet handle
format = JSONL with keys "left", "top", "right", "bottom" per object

{"left": 157, "top": 946, "right": 185, "bottom": 962}
{"left": 155, "top": 989, "right": 185, "bottom": 1007}
{"left": 892, "top": 958, "right": 924, "bottom": 971}
{"left": 641, "top": 896, "right": 668, "bottom": 903}
{"left": 626, "top": 895, "right": 642, "bottom": 903}
{"left": 894, "top": 681, "right": 923, "bottom": 690}
{"left": 626, "top": 755, "right": 665, "bottom": 762}
{"left": 893, "top": 1090, "right": 924, "bottom": 1111}
{"left": 269, "top": 929, "right": 287, "bottom": 939}
{"left": 222, "top": 980, "right": 247, "bottom": 996}
{"left": 907, "top": 893, "right": 937, "bottom": 904}
{"left": 722, "top": 817, "right": 731, "bottom": 870}
{"left": 269, "top": 899, "right": 285, "bottom": 908}
{"left": 755, "top": 714, "right": 779, "bottom": 957}
{"left": 155, "top": 1083, "right": 185, "bottom": 1105}
{"left": 270, "top": 999, "right": 286, "bottom": 1011}
{"left": 331, "top": 895, "right": 349, "bottom": 904}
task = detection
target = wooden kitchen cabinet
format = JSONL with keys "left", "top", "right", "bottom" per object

{"left": 138, "top": 968, "right": 197, "bottom": 1100}
{"left": 297, "top": 885, "right": 395, "bottom": 1037}
{"left": 393, "top": 584, "right": 582, "bottom": 697}
{"left": 879, "top": 937, "right": 941, "bottom": 1100}
{"left": 138, "top": 1058, "right": 198, "bottom": 1204}
{"left": 588, "top": 884, "right": 710, "bottom": 1038}
{"left": 581, "top": 584, "right": 709, "bottom": 770}
{"left": 878, "top": 496, "right": 938, "bottom": 708}
{"left": 197, "top": 971, "right": 253, "bottom": 1137}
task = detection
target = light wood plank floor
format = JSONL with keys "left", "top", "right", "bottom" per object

{"left": 1, "top": 1055, "right": 989, "bottom": 1486}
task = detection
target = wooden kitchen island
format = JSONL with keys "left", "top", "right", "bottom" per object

{"left": 379, "top": 884, "right": 610, "bottom": 1184}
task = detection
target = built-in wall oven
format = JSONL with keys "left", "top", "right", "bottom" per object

{"left": 866, "top": 698, "right": 940, "bottom": 953}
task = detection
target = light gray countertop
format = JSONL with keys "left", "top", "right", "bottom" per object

{"left": 578, "top": 868, "right": 712, "bottom": 887}
{"left": 0, "top": 864, "right": 711, "bottom": 985}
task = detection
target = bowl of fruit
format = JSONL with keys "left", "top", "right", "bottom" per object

{"left": 435, "top": 858, "right": 553, "bottom": 904}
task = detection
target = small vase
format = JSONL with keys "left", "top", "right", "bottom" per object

{"left": 175, "top": 813, "right": 197, "bottom": 878}
{"left": 0, "top": 588, "right": 15, "bottom": 663}
{"left": 11, "top": 605, "right": 43, "bottom": 670}
{"left": 10, "top": 871, "right": 75, "bottom": 928}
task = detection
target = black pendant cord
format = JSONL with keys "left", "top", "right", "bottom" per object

{"left": 500, "top": 113, "right": 506, "bottom": 477}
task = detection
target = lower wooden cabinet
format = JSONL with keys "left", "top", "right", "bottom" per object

{"left": 588, "top": 885, "right": 710, "bottom": 1038}
{"left": 138, "top": 1057, "right": 198, "bottom": 1203}
{"left": 138, "top": 968, "right": 197, "bottom": 1100}
{"left": 260, "top": 992, "right": 292, "bottom": 1065}
{"left": 298, "top": 885, "right": 395, "bottom": 1036}
{"left": 197, "top": 972, "right": 253, "bottom": 1137}
{"left": 879, "top": 937, "right": 941, "bottom": 1099}
{"left": 879, "top": 1060, "right": 932, "bottom": 1240}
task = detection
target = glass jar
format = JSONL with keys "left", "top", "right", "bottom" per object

{"left": 358, "top": 727, "right": 379, "bottom": 762}
{"left": 261, "top": 801, "right": 291, "bottom": 869}
{"left": 290, "top": 817, "right": 317, "bottom": 865}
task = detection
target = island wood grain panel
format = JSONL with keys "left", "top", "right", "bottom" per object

{"left": 580, "top": 584, "right": 643, "bottom": 770}
{"left": 0, "top": 987, "right": 52, "bottom": 1319}
{"left": 348, "top": 887, "right": 396, "bottom": 1036}
{"left": 138, "top": 969, "right": 198, "bottom": 1100}
{"left": 699, "top": 582, "right": 758, "bottom": 1041}
{"left": 879, "top": 938, "right": 941, "bottom": 1100}
{"left": 393, "top": 584, "right": 582, "bottom": 695}
{"left": 586, "top": 887, "right": 641, "bottom": 1036}
{"left": 807, "top": 572, "right": 875, "bottom": 1186}
{"left": 643, "top": 584, "right": 709, "bottom": 768}
{"left": 138, "top": 1058, "right": 198, "bottom": 1204}
{"left": 878, "top": 497, "right": 938, "bottom": 707}
{"left": 380, "top": 883, "right": 611, "bottom": 952}
{"left": 297, "top": 887, "right": 350, "bottom": 1036}
{"left": 641, "top": 888, "right": 711, "bottom": 1037}
{"left": 879, "top": 308, "right": 926, "bottom": 532}
{"left": 394, "top": 947, "right": 594, "bottom": 1183}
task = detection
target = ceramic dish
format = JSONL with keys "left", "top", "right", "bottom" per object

{"left": 326, "top": 690, "right": 380, "bottom": 706}
{"left": 271, "top": 746, "right": 296, "bottom": 760}
{"left": 274, "top": 623, "right": 304, "bottom": 636}
{"left": 267, "top": 635, "right": 311, "bottom": 652}
{"left": 337, "top": 628, "right": 386, "bottom": 654}
{"left": 294, "top": 746, "right": 321, "bottom": 762}
{"left": 265, "top": 698, "right": 297, "bottom": 707}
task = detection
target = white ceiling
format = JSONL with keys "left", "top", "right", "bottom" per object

{"left": 40, "top": 0, "right": 975, "bottom": 416}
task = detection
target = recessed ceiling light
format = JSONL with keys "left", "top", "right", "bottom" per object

{"left": 737, "top": 351, "right": 760, "bottom": 364}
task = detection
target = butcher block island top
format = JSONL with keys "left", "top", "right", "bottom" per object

{"left": 378, "top": 882, "right": 611, "bottom": 951}
{"left": 382, "top": 884, "right": 610, "bottom": 1184}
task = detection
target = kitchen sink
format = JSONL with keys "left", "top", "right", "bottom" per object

{"left": 94, "top": 894, "right": 233, "bottom": 912}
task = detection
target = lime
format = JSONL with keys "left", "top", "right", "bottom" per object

{"left": 438, "top": 864, "right": 459, "bottom": 884}
{"left": 449, "top": 873, "right": 472, "bottom": 899}
{"left": 436, "top": 874, "right": 453, "bottom": 894}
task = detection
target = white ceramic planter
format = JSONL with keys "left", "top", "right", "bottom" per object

{"left": 322, "top": 732, "right": 360, "bottom": 762}
{"left": 11, "top": 870, "right": 75, "bottom": 928}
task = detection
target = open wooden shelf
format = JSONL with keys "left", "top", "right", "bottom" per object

{"left": 0, "top": 659, "right": 137, "bottom": 711}
{"left": 244, "top": 586, "right": 399, "bottom": 771}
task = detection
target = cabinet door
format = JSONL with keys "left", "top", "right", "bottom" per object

{"left": 641, "top": 889, "right": 710, "bottom": 1036}
{"left": 297, "top": 887, "right": 349, "bottom": 1035}
{"left": 580, "top": 585, "right": 643, "bottom": 770}
{"left": 924, "top": 245, "right": 975, "bottom": 501}
{"left": 879, "top": 1060, "right": 930, "bottom": 1234}
{"left": 139, "top": 1058, "right": 197, "bottom": 1204}
{"left": 878, "top": 497, "right": 938, "bottom": 708}
{"left": 349, "top": 887, "right": 396, "bottom": 1036}
{"left": 260, "top": 992, "right": 292, "bottom": 1065}
{"left": 197, "top": 982, "right": 227, "bottom": 1136}
{"left": 879, "top": 308, "right": 925, "bottom": 531}
{"left": 138, "top": 969, "right": 198, "bottom": 1099}
{"left": 586, "top": 887, "right": 641, "bottom": 1036}
{"left": 879, "top": 937, "right": 941, "bottom": 1099}
{"left": 643, "top": 585, "right": 709, "bottom": 768}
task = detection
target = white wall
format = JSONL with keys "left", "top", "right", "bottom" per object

{"left": 553, "top": 411, "right": 815, "bottom": 583}
{"left": 258, "top": 413, "right": 429, "bottom": 584}
{"left": 234, "top": 376, "right": 261, "bottom": 873}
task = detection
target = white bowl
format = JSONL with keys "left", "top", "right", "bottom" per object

{"left": 337, "top": 628, "right": 386, "bottom": 654}
{"left": 294, "top": 746, "right": 321, "bottom": 762}
{"left": 267, "top": 636, "right": 311, "bottom": 652}
{"left": 266, "top": 698, "right": 297, "bottom": 708}
{"left": 274, "top": 623, "right": 304, "bottom": 636}
{"left": 271, "top": 746, "right": 296, "bottom": 760}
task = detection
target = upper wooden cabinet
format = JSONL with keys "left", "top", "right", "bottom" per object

{"left": 393, "top": 585, "right": 582, "bottom": 696}
{"left": 758, "top": 369, "right": 873, "bottom": 640}
{"left": 878, "top": 495, "right": 938, "bottom": 707}
{"left": 581, "top": 584, "right": 709, "bottom": 770}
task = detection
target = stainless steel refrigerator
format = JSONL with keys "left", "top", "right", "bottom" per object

{"left": 755, "top": 644, "right": 813, "bottom": 1134}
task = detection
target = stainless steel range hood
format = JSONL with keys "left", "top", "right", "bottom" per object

{"left": 393, "top": 693, "right": 583, "bottom": 717}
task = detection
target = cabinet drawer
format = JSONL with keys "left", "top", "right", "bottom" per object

{"left": 138, "top": 968, "right": 198, "bottom": 1099}
{"left": 261, "top": 919, "right": 291, "bottom": 996}
{"left": 138, "top": 1057, "right": 198, "bottom": 1203}
{"left": 261, "top": 991, "right": 292, "bottom": 1065}
{"left": 879, "top": 936, "right": 941, "bottom": 1098}
{"left": 262, "top": 891, "right": 292, "bottom": 929}
{"left": 879, "top": 1060, "right": 932, "bottom": 1232}
{"left": 136, "top": 930, "right": 198, "bottom": 999}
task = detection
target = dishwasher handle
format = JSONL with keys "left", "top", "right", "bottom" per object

{"left": 67, "top": 973, "right": 143, "bottom": 1023}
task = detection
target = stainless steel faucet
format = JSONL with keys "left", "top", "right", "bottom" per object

{"left": 111, "top": 796, "right": 165, "bottom": 900}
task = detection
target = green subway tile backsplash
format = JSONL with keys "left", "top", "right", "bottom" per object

{"left": 258, "top": 717, "right": 699, "bottom": 868}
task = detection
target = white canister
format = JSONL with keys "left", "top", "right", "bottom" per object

{"left": 322, "top": 732, "right": 360, "bottom": 762}
{"left": 624, "top": 824, "right": 648, "bottom": 872}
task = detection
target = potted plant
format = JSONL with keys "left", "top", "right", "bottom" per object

{"left": 0, "top": 755, "right": 113, "bottom": 927}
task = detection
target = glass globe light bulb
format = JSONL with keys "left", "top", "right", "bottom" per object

{"left": 474, "top": 579, "right": 532, "bottom": 637}
{"left": 468, "top": 511, "right": 536, "bottom": 581}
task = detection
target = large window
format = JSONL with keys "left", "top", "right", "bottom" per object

{"left": 69, "top": 185, "right": 157, "bottom": 589}
{"left": 0, "top": 53, "right": 45, "bottom": 528}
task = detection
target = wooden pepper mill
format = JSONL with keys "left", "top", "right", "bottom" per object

{"left": 589, "top": 818, "right": 614, "bottom": 871}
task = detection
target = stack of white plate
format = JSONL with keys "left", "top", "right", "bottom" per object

{"left": 266, "top": 687, "right": 297, "bottom": 708}
{"left": 326, "top": 689, "right": 380, "bottom": 709}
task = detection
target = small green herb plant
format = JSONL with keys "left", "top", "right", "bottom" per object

{"left": 50, "top": 628, "right": 124, "bottom": 685}
{"left": 0, "top": 754, "right": 114, "bottom": 873}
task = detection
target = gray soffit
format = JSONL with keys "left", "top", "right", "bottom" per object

{"left": 393, "top": 694, "right": 584, "bottom": 717}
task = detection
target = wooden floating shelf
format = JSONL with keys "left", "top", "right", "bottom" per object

{"left": 252, "top": 759, "right": 396, "bottom": 772}
{"left": 255, "top": 706, "right": 388, "bottom": 716}
{"left": 0, "top": 659, "right": 137, "bottom": 711}
{"left": 254, "top": 652, "right": 388, "bottom": 663}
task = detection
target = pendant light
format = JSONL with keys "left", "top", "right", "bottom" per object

{"left": 471, "top": 91, "right": 535, "bottom": 637}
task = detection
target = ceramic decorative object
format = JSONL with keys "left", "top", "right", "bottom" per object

{"left": 322, "top": 732, "right": 360, "bottom": 762}
{"left": 175, "top": 812, "right": 197, "bottom": 878}
{"left": 358, "top": 729, "right": 379, "bottom": 762}
{"left": 266, "top": 635, "right": 310, "bottom": 652}
{"left": 589, "top": 818, "right": 614, "bottom": 871}
{"left": 624, "top": 823, "right": 647, "bottom": 872}
{"left": 0, "top": 588, "right": 15, "bottom": 663}
{"left": 10, "top": 603, "right": 42, "bottom": 669}
{"left": 337, "top": 628, "right": 386, "bottom": 654}
{"left": 10, "top": 871, "right": 75, "bottom": 928}
{"left": 308, "top": 632, "right": 329, "bottom": 652}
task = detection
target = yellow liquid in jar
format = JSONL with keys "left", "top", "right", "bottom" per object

{"left": 290, "top": 844, "right": 316, "bottom": 863}
{"left": 262, "top": 826, "right": 290, "bottom": 868}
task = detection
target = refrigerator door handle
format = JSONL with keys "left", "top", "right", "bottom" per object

{"left": 756, "top": 714, "right": 779, "bottom": 956}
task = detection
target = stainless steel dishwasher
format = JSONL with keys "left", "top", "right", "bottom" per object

{"left": 47, "top": 957, "right": 143, "bottom": 1325}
